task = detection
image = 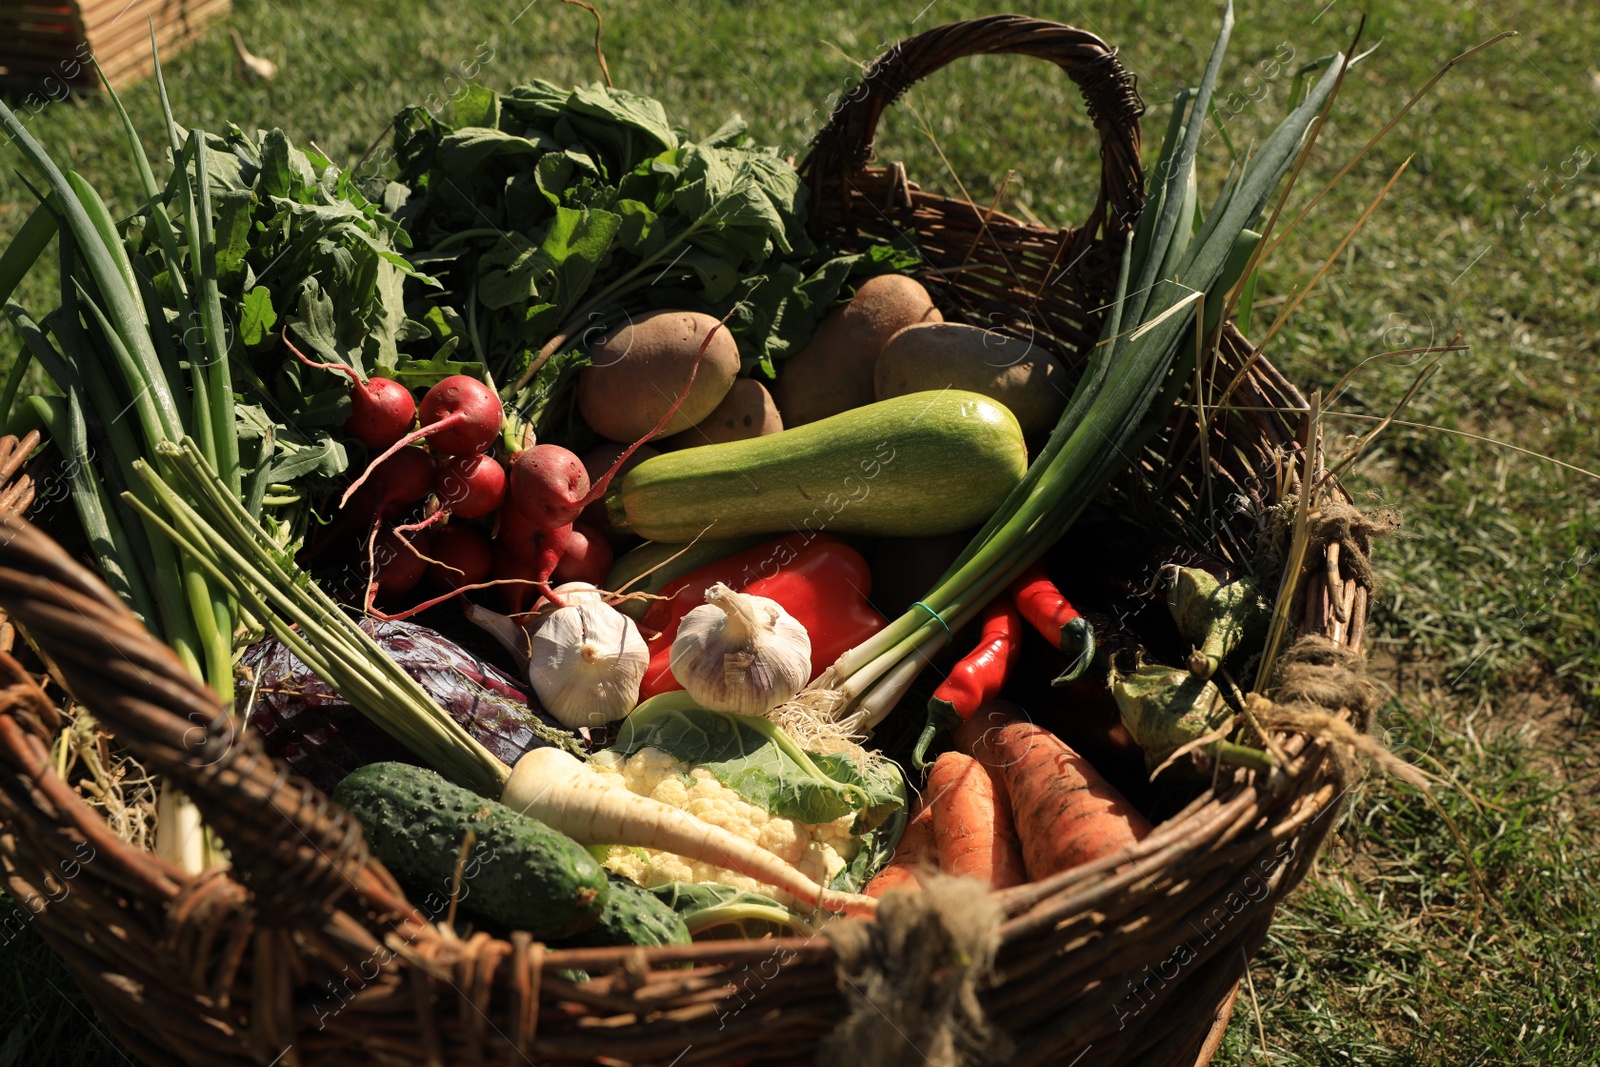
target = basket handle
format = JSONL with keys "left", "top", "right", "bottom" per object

{"left": 0, "top": 508, "right": 371, "bottom": 922}
{"left": 801, "top": 15, "right": 1144, "bottom": 238}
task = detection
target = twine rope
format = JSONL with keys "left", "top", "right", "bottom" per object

{"left": 821, "top": 874, "right": 1012, "bottom": 1067}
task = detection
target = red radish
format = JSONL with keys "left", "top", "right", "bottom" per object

{"left": 346, "top": 377, "right": 416, "bottom": 450}
{"left": 341, "top": 374, "right": 503, "bottom": 508}
{"left": 390, "top": 453, "right": 509, "bottom": 541}
{"left": 426, "top": 525, "right": 493, "bottom": 590}
{"left": 372, "top": 527, "right": 429, "bottom": 596}
{"left": 366, "top": 447, "right": 435, "bottom": 519}
{"left": 284, "top": 333, "right": 417, "bottom": 450}
{"left": 434, "top": 453, "right": 507, "bottom": 519}
{"left": 499, "top": 444, "right": 591, "bottom": 610}
{"left": 508, "top": 444, "right": 590, "bottom": 527}
{"left": 347, "top": 324, "right": 728, "bottom": 622}
{"left": 494, "top": 508, "right": 573, "bottom": 615}
{"left": 419, "top": 374, "right": 503, "bottom": 456}
{"left": 301, "top": 448, "right": 432, "bottom": 565}
{"left": 551, "top": 523, "right": 613, "bottom": 586}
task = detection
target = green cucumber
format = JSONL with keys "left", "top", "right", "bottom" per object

{"left": 606, "top": 390, "right": 1028, "bottom": 542}
{"left": 334, "top": 762, "right": 608, "bottom": 938}
{"left": 557, "top": 876, "right": 692, "bottom": 949}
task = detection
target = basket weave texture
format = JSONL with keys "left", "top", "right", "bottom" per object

{"left": 0, "top": 18, "right": 1376, "bottom": 1067}
{"left": 0, "top": 0, "right": 230, "bottom": 94}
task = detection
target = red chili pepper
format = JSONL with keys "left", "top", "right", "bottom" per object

{"left": 1009, "top": 563, "right": 1095, "bottom": 684}
{"left": 912, "top": 597, "right": 1022, "bottom": 768}
{"left": 637, "top": 533, "right": 887, "bottom": 699}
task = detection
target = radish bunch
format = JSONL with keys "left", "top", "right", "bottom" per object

{"left": 491, "top": 324, "right": 724, "bottom": 613}
{"left": 311, "top": 319, "right": 725, "bottom": 620}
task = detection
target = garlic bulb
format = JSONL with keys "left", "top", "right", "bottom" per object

{"left": 465, "top": 583, "right": 610, "bottom": 677}
{"left": 669, "top": 583, "right": 811, "bottom": 714}
{"left": 526, "top": 598, "right": 648, "bottom": 728}
{"left": 527, "top": 582, "right": 607, "bottom": 632}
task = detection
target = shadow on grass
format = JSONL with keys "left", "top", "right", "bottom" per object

{"left": 0, "top": 889, "right": 133, "bottom": 1067}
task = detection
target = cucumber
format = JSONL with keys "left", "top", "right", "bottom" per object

{"left": 556, "top": 876, "right": 692, "bottom": 949}
{"left": 334, "top": 762, "right": 608, "bottom": 938}
{"left": 605, "top": 390, "right": 1028, "bottom": 542}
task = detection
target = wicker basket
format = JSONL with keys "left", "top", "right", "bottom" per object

{"left": 0, "top": 0, "right": 230, "bottom": 94}
{"left": 0, "top": 17, "right": 1377, "bottom": 1067}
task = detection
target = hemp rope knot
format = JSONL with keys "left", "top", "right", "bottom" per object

{"left": 821, "top": 873, "right": 1012, "bottom": 1067}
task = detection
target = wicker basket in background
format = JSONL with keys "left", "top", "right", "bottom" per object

{"left": 0, "top": 0, "right": 229, "bottom": 95}
{"left": 0, "top": 17, "right": 1377, "bottom": 1067}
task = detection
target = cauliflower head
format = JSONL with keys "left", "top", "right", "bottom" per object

{"left": 589, "top": 747, "right": 859, "bottom": 903}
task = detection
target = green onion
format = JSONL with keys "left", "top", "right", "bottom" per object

{"left": 827, "top": 8, "right": 1348, "bottom": 731}
{"left": 0, "top": 68, "right": 237, "bottom": 701}
{"left": 0, "top": 200, "right": 57, "bottom": 309}
{"left": 126, "top": 439, "right": 510, "bottom": 797}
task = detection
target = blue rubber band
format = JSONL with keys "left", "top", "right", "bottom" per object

{"left": 911, "top": 601, "right": 952, "bottom": 637}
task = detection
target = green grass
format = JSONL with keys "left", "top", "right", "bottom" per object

{"left": 0, "top": 902, "right": 139, "bottom": 1067}
{"left": 3, "top": 0, "right": 1598, "bottom": 1063}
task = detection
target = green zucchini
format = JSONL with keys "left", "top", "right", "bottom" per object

{"left": 557, "top": 876, "right": 693, "bottom": 949}
{"left": 334, "top": 762, "right": 608, "bottom": 938}
{"left": 605, "top": 390, "right": 1028, "bottom": 542}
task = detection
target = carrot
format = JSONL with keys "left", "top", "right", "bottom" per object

{"left": 926, "top": 751, "right": 1027, "bottom": 889}
{"left": 502, "top": 748, "right": 875, "bottom": 916}
{"left": 955, "top": 702, "right": 1151, "bottom": 880}
{"left": 864, "top": 796, "right": 934, "bottom": 898}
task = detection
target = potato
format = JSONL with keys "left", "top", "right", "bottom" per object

{"left": 578, "top": 441, "right": 659, "bottom": 535}
{"left": 874, "top": 322, "right": 1068, "bottom": 435}
{"left": 578, "top": 310, "right": 740, "bottom": 441}
{"left": 773, "top": 274, "right": 941, "bottom": 426}
{"left": 658, "top": 378, "right": 783, "bottom": 450}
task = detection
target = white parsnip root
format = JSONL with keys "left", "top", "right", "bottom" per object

{"left": 502, "top": 748, "right": 877, "bottom": 917}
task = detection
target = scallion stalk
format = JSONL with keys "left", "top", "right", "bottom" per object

{"left": 821, "top": 8, "right": 1349, "bottom": 731}
{"left": 126, "top": 439, "right": 511, "bottom": 797}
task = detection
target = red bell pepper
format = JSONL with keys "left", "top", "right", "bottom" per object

{"left": 1010, "top": 563, "right": 1095, "bottom": 684}
{"left": 637, "top": 533, "right": 887, "bottom": 699}
{"left": 912, "top": 596, "right": 1022, "bottom": 767}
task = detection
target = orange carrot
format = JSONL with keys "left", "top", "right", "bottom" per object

{"left": 926, "top": 751, "right": 1027, "bottom": 889}
{"left": 864, "top": 797, "right": 935, "bottom": 898}
{"left": 955, "top": 702, "right": 1151, "bottom": 880}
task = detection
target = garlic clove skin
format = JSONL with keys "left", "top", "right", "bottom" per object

{"left": 669, "top": 583, "right": 811, "bottom": 715}
{"left": 526, "top": 582, "right": 607, "bottom": 632}
{"left": 464, "top": 602, "right": 533, "bottom": 675}
{"left": 527, "top": 598, "right": 648, "bottom": 728}
{"left": 466, "top": 582, "right": 608, "bottom": 675}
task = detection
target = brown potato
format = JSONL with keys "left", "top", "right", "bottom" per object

{"left": 773, "top": 274, "right": 941, "bottom": 426}
{"left": 657, "top": 378, "right": 783, "bottom": 450}
{"left": 874, "top": 322, "right": 1067, "bottom": 436}
{"left": 578, "top": 310, "right": 740, "bottom": 441}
